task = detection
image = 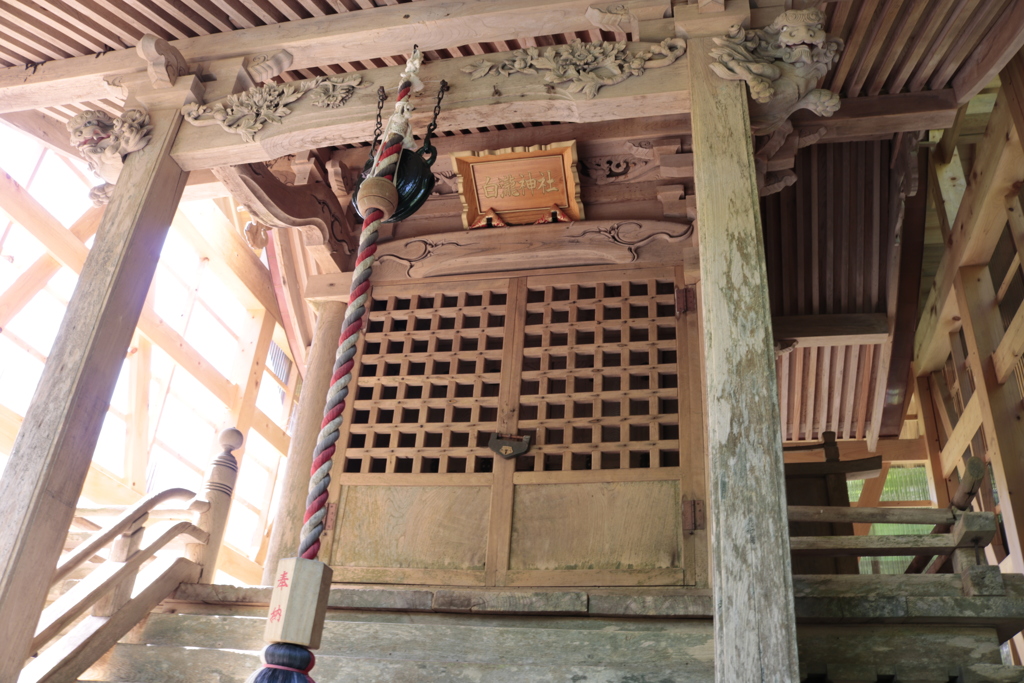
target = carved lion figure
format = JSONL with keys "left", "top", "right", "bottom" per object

{"left": 67, "top": 109, "right": 152, "bottom": 205}
{"left": 709, "top": 9, "right": 843, "bottom": 134}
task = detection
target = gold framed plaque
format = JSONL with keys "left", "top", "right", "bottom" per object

{"left": 451, "top": 140, "right": 584, "bottom": 229}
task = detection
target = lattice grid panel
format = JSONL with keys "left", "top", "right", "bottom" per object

{"left": 343, "top": 284, "right": 510, "bottom": 475}
{"left": 515, "top": 277, "right": 682, "bottom": 472}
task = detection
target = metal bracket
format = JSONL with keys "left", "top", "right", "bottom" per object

{"left": 682, "top": 500, "right": 705, "bottom": 533}
{"left": 488, "top": 432, "right": 531, "bottom": 459}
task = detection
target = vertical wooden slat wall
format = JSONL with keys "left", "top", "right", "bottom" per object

{"left": 763, "top": 142, "right": 893, "bottom": 441}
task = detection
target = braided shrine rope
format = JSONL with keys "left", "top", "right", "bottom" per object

{"left": 298, "top": 49, "right": 423, "bottom": 560}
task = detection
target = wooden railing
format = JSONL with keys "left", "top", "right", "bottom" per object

{"left": 787, "top": 456, "right": 999, "bottom": 583}
{"left": 789, "top": 507, "right": 997, "bottom": 559}
{"left": 19, "top": 429, "right": 242, "bottom": 683}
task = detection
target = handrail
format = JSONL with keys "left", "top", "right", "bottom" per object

{"left": 788, "top": 505, "right": 958, "bottom": 526}
{"left": 790, "top": 511, "right": 997, "bottom": 558}
{"left": 21, "top": 557, "right": 202, "bottom": 683}
{"left": 74, "top": 503, "right": 209, "bottom": 518}
{"left": 52, "top": 488, "right": 195, "bottom": 584}
{"left": 24, "top": 428, "right": 244, "bottom": 683}
{"left": 34, "top": 521, "right": 208, "bottom": 652}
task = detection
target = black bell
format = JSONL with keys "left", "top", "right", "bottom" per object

{"left": 354, "top": 148, "right": 435, "bottom": 224}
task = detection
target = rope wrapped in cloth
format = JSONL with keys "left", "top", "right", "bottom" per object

{"left": 248, "top": 48, "right": 424, "bottom": 683}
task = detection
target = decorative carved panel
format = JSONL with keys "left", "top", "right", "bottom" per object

{"left": 373, "top": 220, "right": 696, "bottom": 281}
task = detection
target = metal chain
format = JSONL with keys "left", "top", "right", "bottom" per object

{"left": 418, "top": 79, "right": 449, "bottom": 167}
{"left": 369, "top": 86, "right": 387, "bottom": 159}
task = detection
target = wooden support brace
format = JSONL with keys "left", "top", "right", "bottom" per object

{"left": 214, "top": 163, "right": 353, "bottom": 274}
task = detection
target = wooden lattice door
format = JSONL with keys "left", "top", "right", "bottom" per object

{"left": 324, "top": 266, "right": 707, "bottom": 587}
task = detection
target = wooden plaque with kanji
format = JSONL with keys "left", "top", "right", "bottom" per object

{"left": 452, "top": 141, "right": 584, "bottom": 229}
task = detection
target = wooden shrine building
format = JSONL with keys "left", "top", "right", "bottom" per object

{"left": 2, "top": 0, "right": 1024, "bottom": 681}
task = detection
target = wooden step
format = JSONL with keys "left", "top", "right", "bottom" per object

{"left": 87, "top": 644, "right": 714, "bottom": 683}
{"left": 84, "top": 611, "right": 715, "bottom": 683}
{"left": 124, "top": 611, "right": 714, "bottom": 666}
{"left": 80, "top": 605, "right": 1015, "bottom": 683}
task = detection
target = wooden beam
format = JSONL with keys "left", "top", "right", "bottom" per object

{"left": 689, "top": 36, "right": 798, "bottom": 682}
{"left": 0, "top": 205, "right": 103, "bottom": 329}
{"left": 172, "top": 50, "right": 692, "bottom": 172}
{"left": 0, "top": 0, "right": 668, "bottom": 113}
{"left": 772, "top": 313, "right": 888, "bottom": 347}
{"left": 0, "top": 78, "right": 194, "bottom": 677}
{"left": 791, "top": 90, "right": 959, "bottom": 143}
{"left": 927, "top": 138, "right": 967, "bottom": 244}
{"left": 266, "top": 227, "right": 312, "bottom": 376}
{"left": 228, "top": 309, "right": 276, "bottom": 440}
{"left": 993, "top": 294, "right": 1024, "bottom": 383}
{"left": 939, "top": 393, "right": 981, "bottom": 478}
{"left": 0, "top": 168, "right": 91, "bottom": 272}
{"left": 915, "top": 374, "right": 953, "bottom": 508}
{"left": 952, "top": 4, "right": 1024, "bottom": 104}
{"left": 171, "top": 81, "right": 960, "bottom": 175}
{"left": 216, "top": 543, "right": 264, "bottom": 585}
{"left": 1004, "top": 51, "right": 1024, "bottom": 155}
{"left": 137, "top": 310, "right": 237, "bottom": 406}
{"left": 784, "top": 456, "right": 883, "bottom": 481}
{"left": 869, "top": 143, "right": 928, "bottom": 448}
{"left": 783, "top": 437, "right": 927, "bottom": 462}
{"left": 789, "top": 505, "right": 953, "bottom": 525}
{"left": 0, "top": 110, "right": 84, "bottom": 162}
{"left": 915, "top": 88, "right": 1024, "bottom": 374}
{"left": 936, "top": 105, "right": 969, "bottom": 165}
{"left": 0, "top": 402, "right": 22, "bottom": 455}
{"left": 125, "top": 337, "right": 151, "bottom": 494}
{"left": 171, "top": 208, "right": 282, "bottom": 325}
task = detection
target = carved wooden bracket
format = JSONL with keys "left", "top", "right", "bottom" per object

{"left": 213, "top": 163, "right": 355, "bottom": 273}
{"left": 709, "top": 9, "right": 843, "bottom": 195}
{"left": 245, "top": 50, "right": 294, "bottom": 83}
{"left": 136, "top": 35, "right": 188, "bottom": 89}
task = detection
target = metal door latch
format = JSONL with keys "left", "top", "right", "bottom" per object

{"left": 488, "top": 432, "right": 531, "bottom": 459}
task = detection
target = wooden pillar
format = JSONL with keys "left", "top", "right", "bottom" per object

{"left": 0, "top": 76, "right": 200, "bottom": 678}
{"left": 689, "top": 38, "right": 800, "bottom": 682}
{"left": 262, "top": 301, "right": 347, "bottom": 584}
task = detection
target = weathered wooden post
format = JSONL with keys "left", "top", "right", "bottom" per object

{"left": 186, "top": 428, "right": 243, "bottom": 583}
{"left": 689, "top": 34, "right": 798, "bottom": 683}
{"left": 262, "top": 302, "right": 347, "bottom": 585}
{"left": 686, "top": 9, "right": 844, "bottom": 678}
{"left": 0, "top": 38, "right": 201, "bottom": 677}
